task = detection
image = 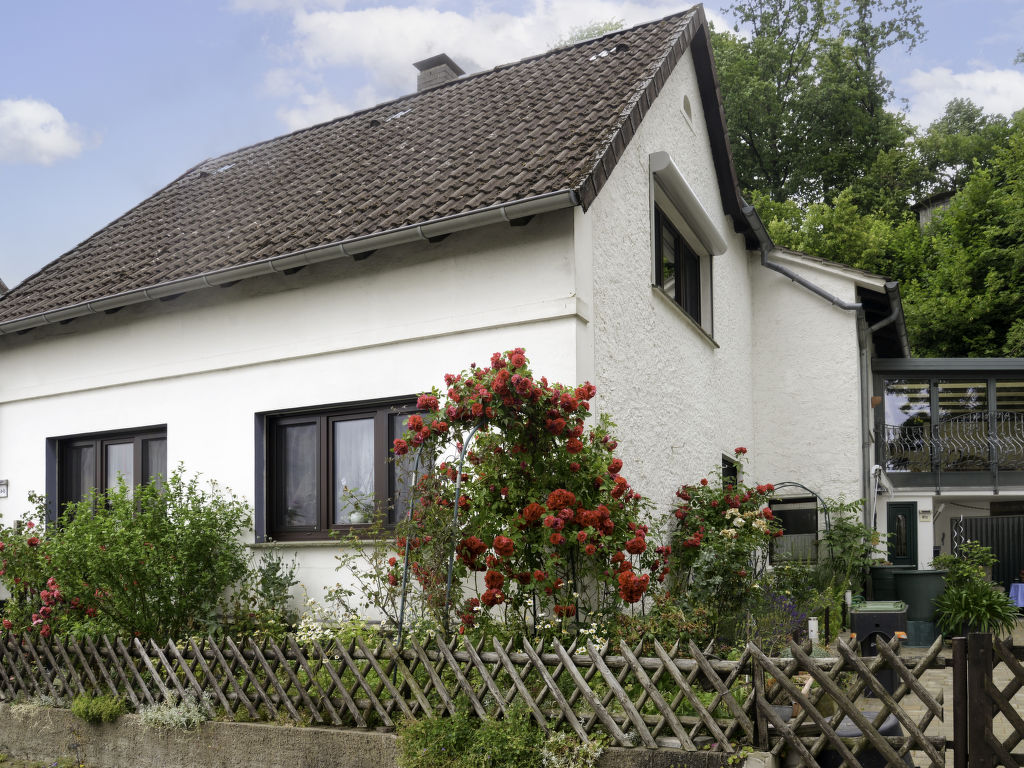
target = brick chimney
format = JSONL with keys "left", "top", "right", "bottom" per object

{"left": 413, "top": 53, "right": 465, "bottom": 91}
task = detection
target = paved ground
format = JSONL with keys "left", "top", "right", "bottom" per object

{"left": 845, "top": 618, "right": 1024, "bottom": 767}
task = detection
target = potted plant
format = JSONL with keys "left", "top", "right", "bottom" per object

{"left": 933, "top": 541, "right": 1019, "bottom": 638}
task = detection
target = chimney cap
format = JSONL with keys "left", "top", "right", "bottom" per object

{"left": 413, "top": 53, "right": 465, "bottom": 76}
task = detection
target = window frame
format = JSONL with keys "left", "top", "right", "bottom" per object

{"left": 47, "top": 425, "right": 168, "bottom": 520}
{"left": 651, "top": 187, "right": 714, "bottom": 338}
{"left": 768, "top": 495, "right": 820, "bottom": 564}
{"left": 261, "top": 397, "right": 419, "bottom": 542}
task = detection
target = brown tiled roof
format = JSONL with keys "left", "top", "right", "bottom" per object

{"left": 0, "top": 6, "right": 744, "bottom": 328}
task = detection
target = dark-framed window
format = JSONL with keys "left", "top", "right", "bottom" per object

{"left": 52, "top": 426, "right": 167, "bottom": 515}
{"left": 263, "top": 398, "right": 420, "bottom": 541}
{"left": 769, "top": 496, "right": 819, "bottom": 564}
{"left": 654, "top": 204, "right": 702, "bottom": 323}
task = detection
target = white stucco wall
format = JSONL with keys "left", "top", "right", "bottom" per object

{"left": 0, "top": 211, "right": 583, "bottom": 603}
{"left": 750, "top": 253, "right": 867, "bottom": 504}
{"left": 585, "top": 48, "right": 758, "bottom": 518}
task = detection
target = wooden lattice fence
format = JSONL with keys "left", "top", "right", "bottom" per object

{"left": 0, "top": 631, "right": 944, "bottom": 767}
{"left": 953, "top": 633, "right": 1024, "bottom": 768}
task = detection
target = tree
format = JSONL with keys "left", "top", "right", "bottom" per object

{"left": 915, "top": 98, "right": 1012, "bottom": 195}
{"left": 904, "top": 114, "right": 1024, "bottom": 357}
{"left": 713, "top": 0, "right": 923, "bottom": 202}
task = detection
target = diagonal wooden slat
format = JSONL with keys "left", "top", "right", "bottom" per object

{"left": 521, "top": 637, "right": 589, "bottom": 743}
{"left": 162, "top": 640, "right": 215, "bottom": 717}
{"left": 832, "top": 642, "right": 944, "bottom": 768}
{"left": 876, "top": 635, "right": 944, "bottom": 719}
{"left": 492, "top": 637, "right": 551, "bottom": 735}
{"left": 132, "top": 637, "right": 172, "bottom": 703}
{"left": 22, "top": 635, "right": 58, "bottom": 699}
{"left": 586, "top": 640, "right": 656, "bottom": 748}
{"left": 148, "top": 639, "right": 190, "bottom": 704}
{"left": 355, "top": 635, "right": 414, "bottom": 721}
{"left": 116, "top": 637, "right": 155, "bottom": 706}
{"left": 459, "top": 635, "right": 508, "bottom": 719}
{"left": 619, "top": 640, "right": 692, "bottom": 749}
{"left": 286, "top": 636, "right": 341, "bottom": 726}
{"left": 312, "top": 636, "right": 367, "bottom": 728}
{"left": 248, "top": 637, "right": 301, "bottom": 722}
{"left": 188, "top": 638, "right": 236, "bottom": 717}
{"left": 82, "top": 635, "right": 120, "bottom": 699}
{"left": 266, "top": 637, "right": 323, "bottom": 724}
{"left": 434, "top": 632, "right": 487, "bottom": 720}
{"left": 100, "top": 636, "right": 139, "bottom": 709}
{"left": 653, "top": 639, "right": 733, "bottom": 753}
{"left": 552, "top": 640, "right": 626, "bottom": 744}
{"left": 221, "top": 636, "right": 268, "bottom": 718}
{"left": 68, "top": 636, "right": 103, "bottom": 695}
{"left": 688, "top": 640, "right": 753, "bottom": 740}
{"left": 409, "top": 636, "right": 456, "bottom": 717}
{"left": 379, "top": 636, "right": 434, "bottom": 718}
{"left": 774, "top": 641, "right": 903, "bottom": 768}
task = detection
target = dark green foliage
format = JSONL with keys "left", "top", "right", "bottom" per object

{"left": 71, "top": 693, "right": 126, "bottom": 724}
{"left": 713, "top": 0, "right": 922, "bottom": 202}
{"left": 933, "top": 542, "right": 1019, "bottom": 637}
{"left": 396, "top": 707, "right": 546, "bottom": 768}
{"left": 0, "top": 467, "right": 254, "bottom": 640}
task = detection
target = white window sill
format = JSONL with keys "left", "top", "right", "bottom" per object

{"left": 652, "top": 287, "right": 719, "bottom": 349}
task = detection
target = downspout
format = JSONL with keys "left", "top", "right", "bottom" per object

{"left": 740, "top": 199, "right": 874, "bottom": 526}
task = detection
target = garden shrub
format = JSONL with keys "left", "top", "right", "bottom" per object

{"left": 666, "top": 449, "right": 781, "bottom": 646}
{"left": 385, "top": 349, "right": 660, "bottom": 639}
{"left": 71, "top": 693, "right": 126, "bottom": 724}
{"left": 139, "top": 694, "right": 209, "bottom": 730}
{"left": 0, "top": 467, "right": 253, "bottom": 639}
{"left": 396, "top": 707, "right": 600, "bottom": 768}
{"left": 933, "top": 541, "right": 1019, "bottom": 637}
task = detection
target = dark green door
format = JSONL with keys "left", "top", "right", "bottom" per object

{"left": 888, "top": 502, "right": 918, "bottom": 566}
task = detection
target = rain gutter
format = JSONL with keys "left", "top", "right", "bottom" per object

{"left": 0, "top": 189, "right": 579, "bottom": 337}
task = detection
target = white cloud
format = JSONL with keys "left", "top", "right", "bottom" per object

{"left": 243, "top": 1, "right": 725, "bottom": 129}
{"left": 0, "top": 98, "right": 83, "bottom": 165}
{"left": 901, "top": 66, "right": 1024, "bottom": 126}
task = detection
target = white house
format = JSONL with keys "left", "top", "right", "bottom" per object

{"left": 0, "top": 7, "right": 923, "bottom": 601}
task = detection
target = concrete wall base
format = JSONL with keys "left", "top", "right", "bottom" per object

{"left": 0, "top": 703, "right": 775, "bottom": 768}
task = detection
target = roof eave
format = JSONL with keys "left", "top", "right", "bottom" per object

{"left": 0, "top": 189, "right": 578, "bottom": 337}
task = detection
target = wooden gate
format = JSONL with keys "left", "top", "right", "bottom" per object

{"left": 952, "top": 633, "right": 1024, "bottom": 768}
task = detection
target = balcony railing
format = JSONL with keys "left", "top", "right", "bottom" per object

{"left": 874, "top": 358, "right": 1024, "bottom": 490}
{"left": 885, "top": 411, "right": 1024, "bottom": 473}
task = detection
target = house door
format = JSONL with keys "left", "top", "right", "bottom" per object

{"left": 888, "top": 502, "right": 917, "bottom": 566}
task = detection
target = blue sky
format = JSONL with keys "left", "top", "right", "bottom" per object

{"left": 2, "top": 0, "right": 1023, "bottom": 289}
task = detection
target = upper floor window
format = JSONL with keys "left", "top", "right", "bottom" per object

{"left": 264, "top": 398, "right": 421, "bottom": 541}
{"left": 55, "top": 426, "right": 167, "bottom": 512}
{"left": 654, "top": 205, "right": 702, "bottom": 323}
{"left": 649, "top": 151, "right": 725, "bottom": 340}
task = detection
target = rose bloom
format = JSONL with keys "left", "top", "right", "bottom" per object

{"left": 493, "top": 535, "right": 514, "bottom": 557}
{"left": 26, "top": 536, "right": 40, "bottom": 547}
{"left": 549, "top": 532, "right": 565, "bottom": 546}
{"left": 521, "top": 503, "right": 545, "bottom": 524}
{"left": 392, "top": 438, "right": 409, "bottom": 456}
{"left": 484, "top": 570, "right": 505, "bottom": 589}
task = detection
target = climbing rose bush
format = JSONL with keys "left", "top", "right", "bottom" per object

{"left": 391, "top": 349, "right": 659, "bottom": 636}
{"left": 666, "top": 449, "right": 782, "bottom": 643}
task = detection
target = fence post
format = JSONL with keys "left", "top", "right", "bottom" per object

{"left": 751, "top": 653, "right": 768, "bottom": 751}
{"left": 951, "top": 636, "right": 968, "bottom": 768}
{"left": 967, "top": 632, "right": 995, "bottom": 768}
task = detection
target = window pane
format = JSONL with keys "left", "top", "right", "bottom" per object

{"left": 883, "top": 379, "right": 931, "bottom": 472}
{"left": 105, "top": 442, "right": 134, "bottom": 490}
{"left": 936, "top": 380, "right": 988, "bottom": 471}
{"left": 681, "top": 245, "right": 700, "bottom": 319}
{"left": 391, "top": 413, "right": 424, "bottom": 523}
{"left": 279, "top": 423, "right": 318, "bottom": 530}
{"left": 65, "top": 444, "right": 95, "bottom": 503}
{"left": 333, "top": 418, "right": 375, "bottom": 524}
{"left": 660, "top": 223, "right": 677, "bottom": 295}
{"left": 143, "top": 437, "right": 167, "bottom": 490}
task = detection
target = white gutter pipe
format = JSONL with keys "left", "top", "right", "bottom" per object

{"left": 0, "top": 189, "right": 578, "bottom": 336}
